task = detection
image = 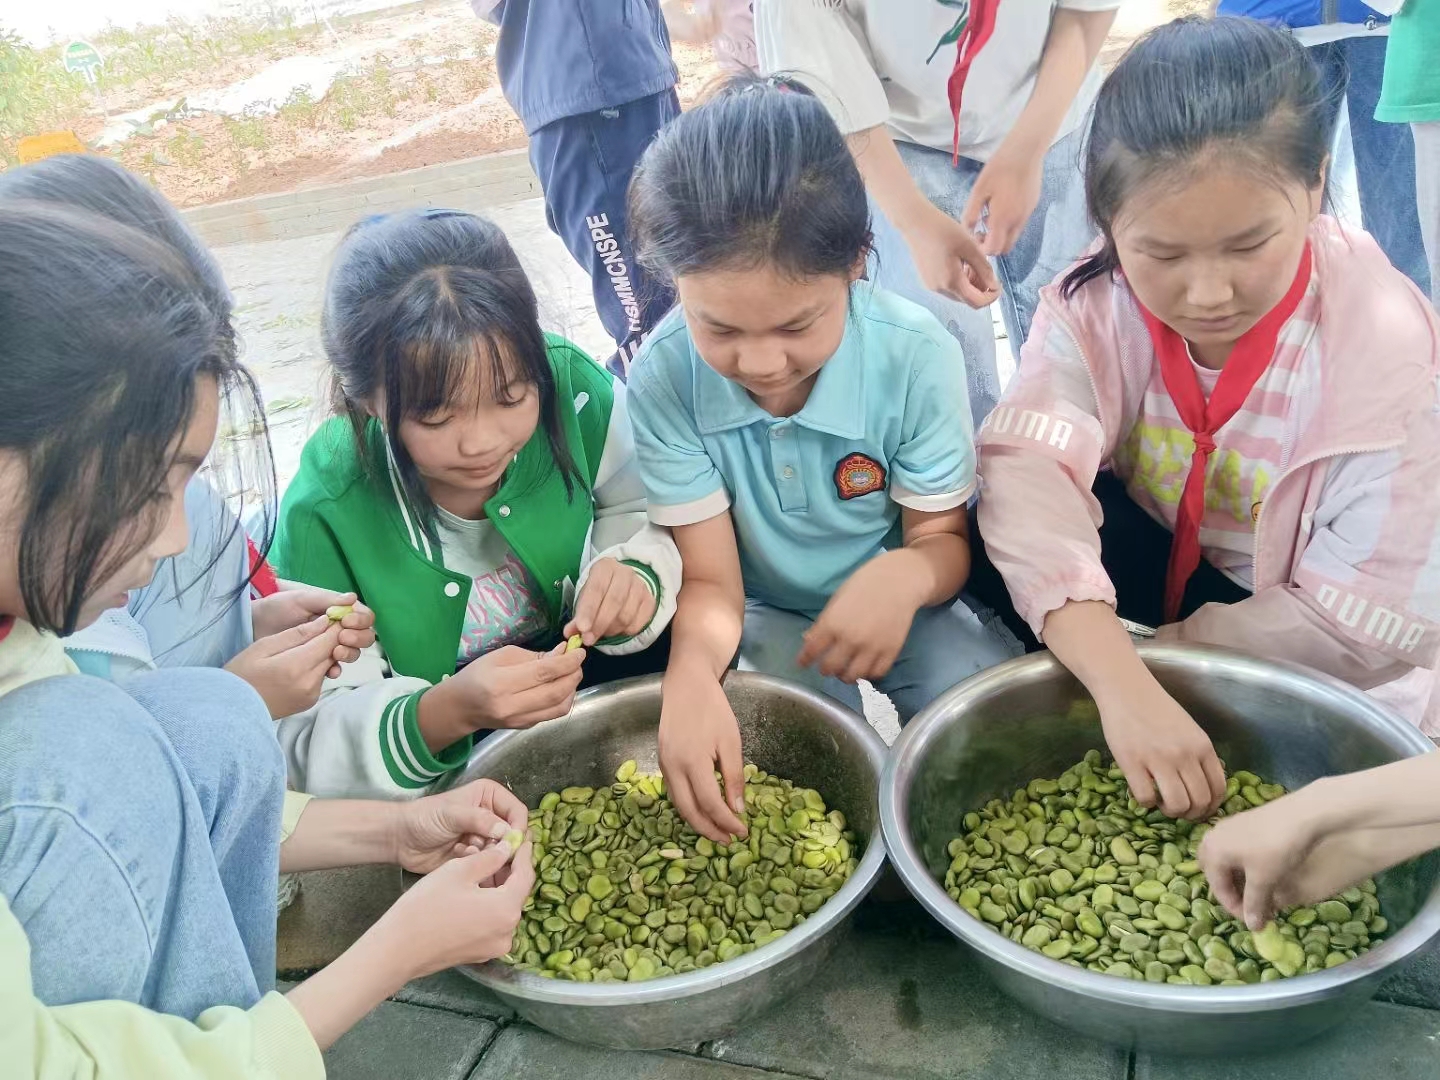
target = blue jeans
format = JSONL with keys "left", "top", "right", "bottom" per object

{"left": 0, "top": 668, "right": 284, "bottom": 1018}
{"left": 869, "top": 129, "right": 1096, "bottom": 428}
{"left": 738, "top": 596, "right": 1021, "bottom": 722}
{"left": 1310, "top": 36, "right": 1432, "bottom": 297}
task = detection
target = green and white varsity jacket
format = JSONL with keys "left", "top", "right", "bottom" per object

{"left": 271, "top": 335, "right": 680, "bottom": 799}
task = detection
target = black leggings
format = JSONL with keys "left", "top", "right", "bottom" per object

{"left": 967, "top": 472, "right": 1252, "bottom": 652}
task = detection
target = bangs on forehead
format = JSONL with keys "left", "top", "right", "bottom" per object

{"left": 393, "top": 331, "right": 528, "bottom": 418}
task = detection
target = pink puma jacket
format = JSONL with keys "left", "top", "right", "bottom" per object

{"left": 976, "top": 217, "right": 1440, "bottom": 734}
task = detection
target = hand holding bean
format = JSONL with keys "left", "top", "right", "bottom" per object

{"left": 252, "top": 588, "right": 376, "bottom": 677}
{"left": 395, "top": 778, "right": 531, "bottom": 876}
{"left": 225, "top": 615, "right": 346, "bottom": 718}
{"left": 382, "top": 840, "right": 536, "bottom": 979}
{"left": 566, "top": 557, "right": 657, "bottom": 647}
{"left": 443, "top": 643, "right": 585, "bottom": 732}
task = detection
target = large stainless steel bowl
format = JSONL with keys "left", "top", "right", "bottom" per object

{"left": 427, "top": 672, "right": 888, "bottom": 1050}
{"left": 880, "top": 644, "right": 1440, "bottom": 1056}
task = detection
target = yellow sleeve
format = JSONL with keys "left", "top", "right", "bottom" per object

{"left": 4, "top": 898, "right": 323, "bottom": 1080}
{"left": 280, "top": 791, "right": 314, "bottom": 843}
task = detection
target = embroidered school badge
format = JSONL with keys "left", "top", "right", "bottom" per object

{"left": 833, "top": 452, "right": 886, "bottom": 500}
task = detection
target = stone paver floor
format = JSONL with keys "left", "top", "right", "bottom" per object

{"left": 283, "top": 885, "right": 1440, "bottom": 1080}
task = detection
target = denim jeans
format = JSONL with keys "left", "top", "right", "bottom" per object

{"left": 738, "top": 595, "right": 1020, "bottom": 723}
{"left": 1310, "top": 36, "right": 1433, "bottom": 297}
{"left": 0, "top": 667, "right": 284, "bottom": 1018}
{"left": 869, "top": 129, "right": 1096, "bottom": 428}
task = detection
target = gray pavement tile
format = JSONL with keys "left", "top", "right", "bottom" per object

{"left": 469, "top": 1026, "right": 808, "bottom": 1080}
{"left": 324, "top": 1000, "right": 497, "bottom": 1080}
{"left": 275, "top": 864, "right": 401, "bottom": 973}
{"left": 704, "top": 924, "right": 1127, "bottom": 1080}
{"left": 1377, "top": 937, "right": 1440, "bottom": 1011}
{"left": 393, "top": 969, "right": 516, "bottom": 1021}
{"left": 1135, "top": 1001, "right": 1440, "bottom": 1080}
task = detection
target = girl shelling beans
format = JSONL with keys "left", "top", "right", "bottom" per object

{"left": 0, "top": 154, "right": 536, "bottom": 1075}
{"left": 272, "top": 209, "right": 681, "bottom": 800}
{"left": 625, "top": 76, "right": 1018, "bottom": 844}
{"left": 970, "top": 18, "right": 1440, "bottom": 822}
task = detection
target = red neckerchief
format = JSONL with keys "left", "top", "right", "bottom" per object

{"left": 946, "top": 0, "right": 1000, "bottom": 164}
{"left": 248, "top": 537, "right": 279, "bottom": 598}
{"left": 0, "top": 615, "right": 13, "bottom": 644}
{"left": 1138, "top": 243, "right": 1313, "bottom": 623}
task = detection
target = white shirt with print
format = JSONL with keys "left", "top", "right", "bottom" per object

{"left": 755, "top": 0, "right": 1122, "bottom": 162}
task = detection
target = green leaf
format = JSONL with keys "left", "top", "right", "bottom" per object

{"left": 925, "top": 15, "right": 969, "bottom": 64}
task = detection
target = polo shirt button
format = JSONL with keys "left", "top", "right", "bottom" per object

{"left": 444, "top": 582, "right": 461, "bottom": 598}
{"left": 782, "top": 466, "right": 795, "bottom": 479}
{"left": 771, "top": 427, "right": 785, "bottom": 439}
{"left": 498, "top": 505, "right": 511, "bottom": 517}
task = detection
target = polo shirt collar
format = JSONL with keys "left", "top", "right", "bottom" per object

{"left": 691, "top": 308, "right": 867, "bottom": 440}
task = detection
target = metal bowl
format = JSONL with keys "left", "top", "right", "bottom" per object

{"left": 880, "top": 644, "right": 1440, "bottom": 1055}
{"left": 426, "top": 672, "right": 888, "bottom": 1050}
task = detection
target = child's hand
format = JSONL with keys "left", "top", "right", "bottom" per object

{"left": 797, "top": 553, "right": 922, "bottom": 683}
{"left": 566, "top": 558, "right": 657, "bottom": 646}
{"left": 659, "top": 664, "right": 748, "bottom": 844}
{"left": 381, "top": 841, "right": 535, "bottom": 978}
{"left": 901, "top": 201, "right": 1001, "bottom": 308}
{"left": 1198, "top": 788, "right": 1335, "bottom": 928}
{"left": 1098, "top": 673, "right": 1226, "bottom": 822}
{"left": 961, "top": 141, "right": 1045, "bottom": 257}
{"left": 224, "top": 615, "right": 344, "bottom": 718}
{"left": 442, "top": 643, "right": 586, "bottom": 731}
{"left": 252, "top": 588, "right": 376, "bottom": 678}
{"left": 395, "top": 778, "right": 531, "bottom": 875}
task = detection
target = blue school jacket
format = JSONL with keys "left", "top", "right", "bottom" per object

{"left": 474, "top": 0, "right": 678, "bottom": 133}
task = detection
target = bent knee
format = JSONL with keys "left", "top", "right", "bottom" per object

{"left": 0, "top": 673, "right": 187, "bottom": 813}
{"left": 126, "top": 667, "right": 280, "bottom": 769}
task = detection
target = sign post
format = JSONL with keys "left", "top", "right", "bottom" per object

{"left": 62, "top": 40, "right": 104, "bottom": 86}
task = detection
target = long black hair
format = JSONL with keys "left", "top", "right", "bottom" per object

{"left": 629, "top": 75, "right": 873, "bottom": 282}
{"left": 322, "top": 209, "right": 581, "bottom": 535}
{"left": 0, "top": 154, "right": 272, "bottom": 635}
{"left": 1064, "top": 16, "right": 1333, "bottom": 297}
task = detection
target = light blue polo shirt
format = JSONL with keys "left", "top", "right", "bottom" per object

{"left": 627, "top": 285, "right": 976, "bottom": 617}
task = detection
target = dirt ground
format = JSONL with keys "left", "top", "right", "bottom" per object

{"left": 81, "top": 0, "right": 1197, "bottom": 209}
{"left": 86, "top": 0, "right": 720, "bottom": 208}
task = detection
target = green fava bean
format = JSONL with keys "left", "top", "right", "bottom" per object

{"left": 979, "top": 901, "right": 1008, "bottom": 925}
{"left": 1133, "top": 880, "right": 1168, "bottom": 904}
{"left": 1316, "top": 900, "right": 1353, "bottom": 924}
{"left": 1018, "top": 879, "right": 1039, "bottom": 910}
{"left": 1110, "top": 837, "right": 1139, "bottom": 866}
{"left": 1155, "top": 905, "right": 1188, "bottom": 932}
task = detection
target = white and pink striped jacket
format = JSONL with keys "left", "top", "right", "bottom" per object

{"left": 977, "top": 217, "right": 1440, "bottom": 733}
